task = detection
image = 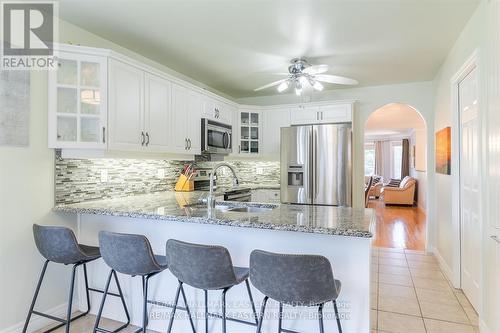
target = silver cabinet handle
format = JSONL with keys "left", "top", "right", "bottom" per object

{"left": 145, "top": 132, "right": 150, "bottom": 146}
{"left": 102, "top": 127, "right": 106, "bottom": 143}
{"left": 491, "top": 235, "right": 500, "bottom": 244}
{"left": 188, "top": 138, "right": 191, "bottom": 150}
{"left": 141, "top": 131, "right": 145, "bottom": 146}
{"left": 185, "top": 138, "right": 188, "bottom": 150}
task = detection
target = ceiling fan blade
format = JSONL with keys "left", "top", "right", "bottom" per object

{"left": 314, "top": 74, "right": 358, "bottom": 85}
{"left": 303, "top": 64, "right": 329, "bottom": 75}
{"left": 254, "top": 78, "right": 289, "bottom": 91}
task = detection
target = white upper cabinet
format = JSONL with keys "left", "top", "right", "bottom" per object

{"left": 144, "top": 73, "right": 172, "bottom": 152}
{"left": 186, "top": 90, "right": 202, "bottom": 154}
{"left": 171, "top": 83, "right": 202, "bottom": 154}
{"left": 290, "top": 103, "right": 353, "bottom": 125}
{"left": 262, "top": 108, "right": 291, "bottom": 155}
{"left": 236, "top": 108, "right": 262, "bottom": 155}
{"left": 48, "top": 50, "right": 108, "bottom": 149}
{"left": 319, "top": 104, "right": 353, "bottom": 123}
{"left": 202, "top": 97, "right": 232, "bottom": 124}
{"left": 108, "top": 59, "right": 145, "bottom": 151}
{"left": 109, "top": 60, "right": 175, "bottom": 153}
{"left": 290, "top": 106, "right": 321, "bottom": 125}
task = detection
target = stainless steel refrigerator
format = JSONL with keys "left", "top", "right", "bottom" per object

{"left": 280, "top": 124, "right": 352, "bottom": 206}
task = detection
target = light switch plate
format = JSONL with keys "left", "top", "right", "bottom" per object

{"left": 100, "top": 170, "right": 108, "bottom": 183}
{"left": 157, "top": 168, "right": 165, "bottom": 178}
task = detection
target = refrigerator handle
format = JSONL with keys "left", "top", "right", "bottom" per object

{"left": 312, "top": 126, "right": 318, "bottom": 201}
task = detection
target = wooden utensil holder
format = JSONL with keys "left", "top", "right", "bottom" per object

{"left": 175, "top": 174, "right": 194, "bottom": 192}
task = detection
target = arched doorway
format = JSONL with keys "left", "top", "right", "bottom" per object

{"left": 364, "top": 103, "right": 427, "bottom": 250}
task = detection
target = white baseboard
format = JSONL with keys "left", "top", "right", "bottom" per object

{"left": 479, "top": 319, "right": 493, "bottom": 333}
{"left": 429, "top": 246, "right": 457, "bottom": 287}
{"left": 0, "top": 303, "right": 67, "bottom": 333}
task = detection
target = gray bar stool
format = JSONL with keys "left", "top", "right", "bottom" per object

{"left": 165, "top": 239, "right": 258, "bottom": 333}
{"left": 23, "top": 224, "right": 102, "bottom": 333}
{"left": 94, "top": 231, "right": 175, "bottom": 333}
{"left": 250, "top": 250, "right": 343, "bottom": 333}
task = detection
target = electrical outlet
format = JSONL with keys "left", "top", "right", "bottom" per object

{"left": 100, "top": 170, "right": 108, "bottom": 183}
{"left": 157, "top": 168, "right": 165, "bottom": 179}
{"left": 256, "top": 167, "right": 264, "bottom": 175}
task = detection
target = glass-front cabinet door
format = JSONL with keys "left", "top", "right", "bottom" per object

{"left": 238, "top": 109, "right": 260, "bottom": 154}
{"left": 48, "top": 51, "right": 107, "bottom": 148}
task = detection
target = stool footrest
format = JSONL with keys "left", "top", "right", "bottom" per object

{"left": 94, "top": 322, "right": 131, "bottom": 333}
{"left": 30, "top": 311, "right": 88, "bottom": 333}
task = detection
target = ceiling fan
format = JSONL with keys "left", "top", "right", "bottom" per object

{"left": 254, "top": 58, "right": 358, "bottom": 95}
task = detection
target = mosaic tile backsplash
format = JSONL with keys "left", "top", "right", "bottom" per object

{"left": 55, "top": 158, "right": 280, "bottom": 204}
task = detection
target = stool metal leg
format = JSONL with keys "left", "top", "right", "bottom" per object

{"left": 180, "top": 283, "right": 196, "bottom": 333}
{"left": 94, "top": 269, "right": 131, "bottom": 333}
{"left": 64, "top": 264, "right": 78, "bottom": 333}
{"left": 167, "top": 281, "right": 182, "bottom": 333}
{"left": 222, "top": 288, "right": 229, "bottom": 333}
{"left": 83, "top": 263, "right": 92, "bottom": 315}
{"left": 277, "top": 303, "right": 283, "bottom": 333}
{"left": 318, "top": 303, "right": 325, "bottom": 333}
{"left": 333, "top": 300, "right": 342, "bottom": 333}
{"left": 22, "top": 260, "right": 49, "bottom": 333}
{"left": 204, "top": 290, "right": 209, "bottom": 333}
{"left": 142, "top": 275, "right": 149, "bottom": 333}
{"left": 245, "top": 279, "right": 258, "bottom": 325}
{"left": 256, "top": 296, "right": 268, "bottom": 333}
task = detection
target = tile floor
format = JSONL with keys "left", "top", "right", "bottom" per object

{"left": 371, "top": 247, "right": 479, "bottom": 333}
{"left": 36, "top": 246, "right": 481, "bottom": 333}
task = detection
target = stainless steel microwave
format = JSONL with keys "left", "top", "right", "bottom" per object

{"left": 201, "top": 118, "right": 232, "bottom": 154}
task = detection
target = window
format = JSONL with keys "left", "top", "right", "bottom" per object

{"left": 391, "top": 142, "right": 403, "bottom": 179}
{"left": 365, "top": 144, "right": 375, "bottom": 176}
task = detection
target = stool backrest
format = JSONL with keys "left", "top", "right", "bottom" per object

{"left": 250, "top": 249, "right": 335, "bottom": 305}
{"left": 166, "top": 239, "right": 237, "bottom": 290}
{"left": 99, "top": 231, "right": 161, "bottom": 276}
{"left": 33, "top": 224, "right": 83, "bottom": 264}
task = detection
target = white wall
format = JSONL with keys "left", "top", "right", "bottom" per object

{"left": 431, "top": 0, "right": 485, "bottom": 279}
{"left": 237, "top": 82, "right": 434, "bottom": 210}
{"left": 410, "top": 129, "right": 427, "bottom": 211}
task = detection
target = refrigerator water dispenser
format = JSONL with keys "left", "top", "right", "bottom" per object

{"left": 288, "top": 165, "right": 304, "bottom": 186}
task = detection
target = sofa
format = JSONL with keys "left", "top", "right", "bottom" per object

{"left": 368, "top": 175, "right": 383, "bottom": 198}
{"left": 381, "top": 176, "right": 416, "bottom": 205}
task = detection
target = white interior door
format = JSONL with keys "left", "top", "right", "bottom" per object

{"left": 459, "top": 66, "right": 481, "bottom": 311}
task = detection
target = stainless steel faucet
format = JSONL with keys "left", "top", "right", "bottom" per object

{"left": 207, "top": 162, "right": 239, "bottom": 213}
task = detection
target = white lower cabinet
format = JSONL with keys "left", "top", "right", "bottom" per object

{"left": 171, "top": 83, "right": 202, "bottom": 154}
{"left": 251, "top": 189, "right": 281, "bottom": 203}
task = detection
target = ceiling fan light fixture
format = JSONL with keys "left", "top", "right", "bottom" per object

{"left": 295, "top": 81, "right": 302, "bottom": 96}
{"left": 277, "top": 80, "right": 289, "bottom": 93}
{"left": 312, "top": 80, "right": 324, "bottom": 91}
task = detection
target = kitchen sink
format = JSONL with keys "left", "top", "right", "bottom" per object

{"left": 227, "top": 206, "right": 275, "bottom": 213}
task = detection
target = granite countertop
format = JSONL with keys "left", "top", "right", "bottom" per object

{"left": 53, "top": 191, "right": 374, "bottom": 238}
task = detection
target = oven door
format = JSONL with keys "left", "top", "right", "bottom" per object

{"left": 202, "top": 119, "right": 232, "bottom": 154}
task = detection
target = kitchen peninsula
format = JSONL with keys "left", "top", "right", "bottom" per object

{"left": 54, "top": 191, "right": 374, "bottom": 333}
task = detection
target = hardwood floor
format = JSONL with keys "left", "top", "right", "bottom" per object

{"left": 368, "top": 199, "right": 427, "bottom": 250}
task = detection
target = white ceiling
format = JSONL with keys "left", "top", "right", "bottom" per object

{"left": 58, "top": 0, "right": 479, "bottom": 99}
